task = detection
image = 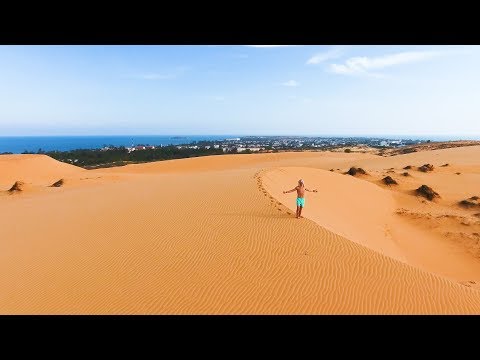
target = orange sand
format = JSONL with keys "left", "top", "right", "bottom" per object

{"left": 1, "top": 147, "right": 480, "bottom": 314}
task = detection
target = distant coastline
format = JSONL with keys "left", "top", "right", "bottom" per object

{"left": 0, "top": 135, "right": 236, "bottom": 154}
{"left": 1, "top": 134, "right": 480, "bottom": 154}
{"left": 3, "top": 135, "right": 479, "bottom": 170}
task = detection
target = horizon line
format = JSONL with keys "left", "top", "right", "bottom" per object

{"left": 1, "top": 133, "right": 479, "bottom": 138}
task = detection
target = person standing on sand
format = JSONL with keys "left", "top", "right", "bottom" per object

{"left": 283, "top": 179, "right": 317, "bottom": 219}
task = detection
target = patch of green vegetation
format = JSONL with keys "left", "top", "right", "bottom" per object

{"left": 45, "top": 146, "right": 224, "bottom": 169}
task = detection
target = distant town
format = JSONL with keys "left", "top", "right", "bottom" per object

{"left": 107, "top": 136, "right": 431, "bottom": 154}
{"left": 27, "top": 136, "right": 439, "bottom": 169}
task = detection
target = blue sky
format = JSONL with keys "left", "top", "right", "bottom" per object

{"left": 1, "top": 45, "right": 479, "bottom": 137}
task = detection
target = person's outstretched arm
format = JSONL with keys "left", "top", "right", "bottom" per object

{"left": 283, "top": 187, "right": 297, "bottom": 194}
{"left": 305, "top": 188, "right": 318, "bottom": 193}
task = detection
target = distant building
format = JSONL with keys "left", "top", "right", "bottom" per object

{"left": 237, "top": 147, "right": 261, "bottom": 153}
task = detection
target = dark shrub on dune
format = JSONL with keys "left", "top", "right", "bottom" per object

{"left": 456, "top": 172, "right": 461, "bottom": 175}
{"left": 382, "top": 176, "right": 398, "bottom": 185}
{"left": 418, "top": 164, "right": 434, "bottom": 172}
{"left": 402, "top": 172, "right": 410, "bottom": 176}
{"left": 347, "top": 167, "right": 367, "bottom": 176}
{"left": 440, "top": 163, "right": 449, "bottom": 167}
{"left": 416, "top": 185, "right": 440, "bottom": 201}
{"left": 347, "top": 167, "right": 357, "bottom": 176}
{"left": 50, "top": 179, "right": 65, "bottom": 187}
{"left": 470, "top": 196, "right": 479, "bottom": 201}
{"left": 8, "top": 181, "right": 24, "bottom": 192}
{"left": 459, "top": 200, "right": 478, "bottom": 208}
{"left": 329, "top": 169, "right": 334, "bottom": 172}
{"left": 403, "top": 165, "right": 412, "bottom": 170}
{"left": 344, "top": 148, "right": 351, "bottom": 153}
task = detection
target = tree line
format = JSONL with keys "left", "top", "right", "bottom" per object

{"left": 30, "top": 146, "right": 225, "bottom": 168}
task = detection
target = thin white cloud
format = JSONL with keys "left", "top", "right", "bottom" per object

{"left": 282, "top": 80, "right": 299, "bottom": 87}
{"left": 306, "top": 46, "right": 346, "bottom": 65}
{"left": 128, "top": 66, "right": 191, "bottom": 80}
{"left": 329, "top": 50, "right": 442, "bottom": 76}
{"left": 138, "top": 73, "right": 176, "bottom": 80}
{"left": 245, "top": 45, "right": 297, "bottom": 48}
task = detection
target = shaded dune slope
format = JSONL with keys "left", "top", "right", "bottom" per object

{"left": 0, "top": 154, "right": 85, "bottom": 189}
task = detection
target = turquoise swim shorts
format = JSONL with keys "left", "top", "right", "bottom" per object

{"left": 296, "top": 197, "right": 305, "bottom": 207}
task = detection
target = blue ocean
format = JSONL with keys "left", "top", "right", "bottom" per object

{"left": 0, "top": 135, "right": 238, "bottom": 154}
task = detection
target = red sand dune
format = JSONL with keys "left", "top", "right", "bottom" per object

{"left": 1, "top": 148, "right": 480, "bottom": 314}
